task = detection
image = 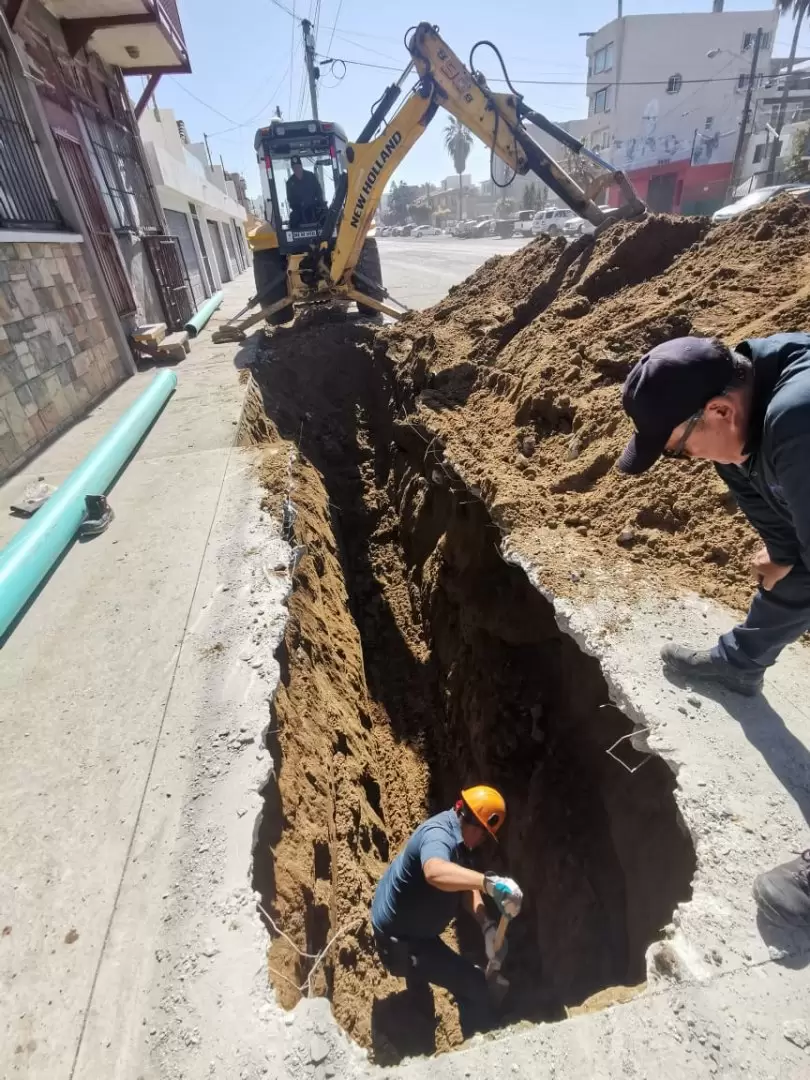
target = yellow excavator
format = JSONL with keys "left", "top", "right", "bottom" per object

{"left": 211, "top": 23, "right": 645, "bottom": 344}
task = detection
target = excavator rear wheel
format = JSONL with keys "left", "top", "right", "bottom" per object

{"left": 354, "top": 238, "right": 384, "bottom": 317}
{"left": 253, "top": 249, "right": 294, "bottom": 326}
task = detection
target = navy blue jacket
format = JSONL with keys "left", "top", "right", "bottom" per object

{"left": 716, "top": 333, "right": 810, "bottom": 571}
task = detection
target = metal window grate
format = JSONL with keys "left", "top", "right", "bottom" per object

{"left": 0, "top": 45, "right": 63, "bottom": 230}
{"left": 80, "top": 105, "right": 161, "bottom": 233}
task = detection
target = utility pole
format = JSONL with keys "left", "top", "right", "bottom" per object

{"left": 765, "top": 6, "right": 806, "bottom": 185}
{"left": 729, "top": 26, "right": 763, "bottom": 199}
{"left": 203, "top": 132, "right": 213, "bottom": 170}
{"left": 301, "top": 18, "right": 319, "bottom": 121}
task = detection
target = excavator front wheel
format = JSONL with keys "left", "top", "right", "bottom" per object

{"left": 253, "top": 249, "right": 294, "bottom": 326}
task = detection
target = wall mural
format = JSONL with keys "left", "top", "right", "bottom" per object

{"left": 610, "top": 96, "right": 722, "bottom": 170}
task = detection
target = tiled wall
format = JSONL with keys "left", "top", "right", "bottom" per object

{"left": 0, "top": 240, "right": 126, "bottom": 479}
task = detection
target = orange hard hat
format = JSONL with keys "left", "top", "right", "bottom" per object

{"left": 461, "top": 785, "right": 506, "bottom": 837}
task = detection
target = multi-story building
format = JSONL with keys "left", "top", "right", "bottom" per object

{"left": 739, "top": 58, "right": 810, "bottom": 191}
{"left": 581, "top": 3, "right": 778, "bottom": 215}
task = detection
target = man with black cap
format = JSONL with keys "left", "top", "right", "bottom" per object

{"left": 618, "top": 332, "right": 810, "bottom": 929}
{"left": 285, "top": 156, "right": 324, "bottom": 228}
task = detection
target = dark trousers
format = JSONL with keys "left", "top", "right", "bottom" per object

{"left": 715, "top": 562, "right": 810, "bottom": 673}
{"left": 373, "top": 928, "right": 494, "bottom": 1038}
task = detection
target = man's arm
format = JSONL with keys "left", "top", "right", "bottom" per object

{"left": 771, "top": 424, "right": 810, "bottom": 572}
{"left": 715, "top": 462, "right": 800, "bottom": 566}
{"left": 422, "top": 857, "right": 485, "bottom": 893}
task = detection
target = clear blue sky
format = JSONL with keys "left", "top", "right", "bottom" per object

{"left": 142, "top": 1, "right": 810, "bottom": 198}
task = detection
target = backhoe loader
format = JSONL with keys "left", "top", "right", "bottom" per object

{"left": 211, "top": 23, "right": 645, "bottom": 344}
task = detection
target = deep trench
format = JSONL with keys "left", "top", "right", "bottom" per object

{"left": 243, "top": 319, "right": 696, "bottom": 1063}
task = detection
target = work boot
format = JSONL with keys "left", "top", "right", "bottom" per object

{"left": 660, "top": 643, "right": 763, "bottom": 697}
{"left": 753, "top": 850, "right": 810, "bottom": 929}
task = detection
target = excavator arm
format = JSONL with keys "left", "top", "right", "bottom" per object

{"left": 329, "top": 22, "right": 644, "bottom": 287}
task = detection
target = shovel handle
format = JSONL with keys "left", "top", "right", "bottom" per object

{"left": 493, "top": 914, "right": 510, "bottom": 954}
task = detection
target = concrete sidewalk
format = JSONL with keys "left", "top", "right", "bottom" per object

{"left": 0, "top": 271, "right": 295, "bottom": 1079}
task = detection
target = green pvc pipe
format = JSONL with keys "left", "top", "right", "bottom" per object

{"left": 184, "top": 290, "right": 224, "bottom": 337}
{"left": 0, "top": 369, "right": 177, "bottom": 640}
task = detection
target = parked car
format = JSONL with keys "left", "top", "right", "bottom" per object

{"left": 412, "top": 224, "right": 442, "bottom": 236}
{"left": 511, "top": 209, "right": 535, "bottom": 237}
{"left": 467, "top": 218, "right": 496, "bottom": 238}
{"left": 399, "top": 223, "right": 416, "bottom": 236}
{"left": 562, "top": 206, "right": 612, "bottom": 240}
{"left": 493, "top": 218, "right": 516, "bottom": 238}
{"left": 390, "top": 225, "right": 403, "bottom": 236}
{"left": 531, "top": 206, "right": 577, "bottom": 236}
{"left": 452, "top": 219, "right": 476, "bottom": 237}
{"left": 711, "top": 184, "right": 810, "bottom": 222}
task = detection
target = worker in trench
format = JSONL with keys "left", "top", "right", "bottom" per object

{"left": 370, "top": 785, "right": 523, "bottom": 1037}
{"left": 286, "top": 155, "right": 325, "bottom": 229}
{"left": 617, "top": 332, "right": 810, "bottom": 931}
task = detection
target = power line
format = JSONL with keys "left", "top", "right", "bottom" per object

{"left": 318, "top": 55, "right": 780, "bottom": 89}
{"left": 325, "top": 0, "right": 344, "bottom": 54}
{"left": 288, "top": 0, "right": 296, "bottom": 118}
{"left": 167, "top": 77, "right": 241, "bottom": 125}
{"left": 206, "top": 66, "right": 292, "bottom": 137}
{"left": 268, "top": 0, "right": 297, "bottom": 16}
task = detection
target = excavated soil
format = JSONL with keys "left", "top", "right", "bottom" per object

{"left": 377, "top": 198, "right": 810, "bottom": 610}
{"left": 242, "top": 320, "right": 696, "bottom": 1063}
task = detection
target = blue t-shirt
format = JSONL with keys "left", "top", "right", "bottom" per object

{"left": 370, "top": 809, "right": 473, "bottom": 940}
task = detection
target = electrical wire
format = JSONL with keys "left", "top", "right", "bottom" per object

{"left": 304, "top": 54, "right": 784, "bottom": 89}
{"left": 206, "top": 66, "right": 292, "bottom": 137}
{"left": 333, "top": 29, "right": 398, "bottom": 61}
{"left": 268, "top": 0, "right": 297, "bottom": 16}
{"left": 324, "top": 0, "right": 344, "bottom": 54}
{"left": 167, "top": 77, "right": 241, "bottom": 125}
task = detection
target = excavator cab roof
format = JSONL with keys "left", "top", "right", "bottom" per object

{"left": 254, "top": 119, "right": 348, "bottom": 158}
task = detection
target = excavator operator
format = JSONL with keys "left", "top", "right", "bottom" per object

{"left": 370, "top": 785, "right": 523, "bottom": 1037}
{"left": 286, "top": 155, "right": 325, "bottom": 228}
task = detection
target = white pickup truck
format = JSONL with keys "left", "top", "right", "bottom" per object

{"left": 511, "top": 209, "right": 535, "bottom": 237}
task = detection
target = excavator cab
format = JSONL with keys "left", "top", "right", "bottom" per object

{"left": 254, "top": 119, "right": 349, "bottom": 256}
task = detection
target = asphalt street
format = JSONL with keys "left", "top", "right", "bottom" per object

{"left": 377, "top": 234, "right": 530, "bottom": 309}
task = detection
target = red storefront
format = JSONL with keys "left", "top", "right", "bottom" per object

{"left": 610, "top": 159, "right": 733, "bottom": 216}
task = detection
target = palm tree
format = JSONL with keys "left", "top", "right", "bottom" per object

{"left": 768, "top": 2, "right": 810, "bottom": 182}
{"left": 443, "top": 118, "right": 473, "bottom": 219}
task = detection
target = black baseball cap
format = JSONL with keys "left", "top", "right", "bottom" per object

{"left": 290, "top": 155, "right": 302, "bottom": 165}
{"left": 618, "top": 337, "right": 735, "bottom": 474}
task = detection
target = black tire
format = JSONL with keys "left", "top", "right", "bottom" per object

{"left": 253, "top": 248, "right": 293, "bottom": 326}
{"left": 354, "top": 237, "right": 384, "bottom": 316}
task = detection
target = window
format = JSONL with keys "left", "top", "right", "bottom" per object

{"left": 753, "top": 143, "right": 767, "bottom": 164}
{"left": 0, "top": 44, "right": 63, "bottom": 230}
{"left": 743, "top": 31, "right": 771, "bottom": 52}
{"left": 593, "top": 87, "right": 610, "bottom": 114}
{"left": 592, "top": 42, "right": 614, "bottom": 75}
{"left": 737, "top": 72, "right": 761, "bottom": 91}
{"left": 704, "top": 116, "right": 714, "bottom": 130}
{"left": 666, "top": 73, "right": 683, "bottom": 94}
{"left": 79, "top": 106, "right": 161, "bottom": 233}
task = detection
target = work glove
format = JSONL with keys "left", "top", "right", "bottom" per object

{"left": 483, "top": 872, "right": 523, "bottom": 918}
{"left": 483, "top": 920, "right": 508, "bottom": 965}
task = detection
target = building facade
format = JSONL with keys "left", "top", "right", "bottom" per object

{"left": 1, "top": 0, "right": 192, "bottom": 478}
{"left": 138, "top": 106, "right": 249, "bottom": 311}
{"left": 582, "top": 5, "right": 778, "bottom": 215}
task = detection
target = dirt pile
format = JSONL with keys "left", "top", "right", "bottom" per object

{"left": 377, "top": 198, "right": 810, "bottom": 609}
{"left": 244, "top": 324, "right": 695, "bottom": 1063}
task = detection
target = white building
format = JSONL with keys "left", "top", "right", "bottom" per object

{"left": 578, "top": 4, "right": 777, "bottom": 214}
{"left": 138, "top": 107, "right": 249, "bottom": 311}
{"left": 739, "top": 57, "right": 810, "bottom": 191}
